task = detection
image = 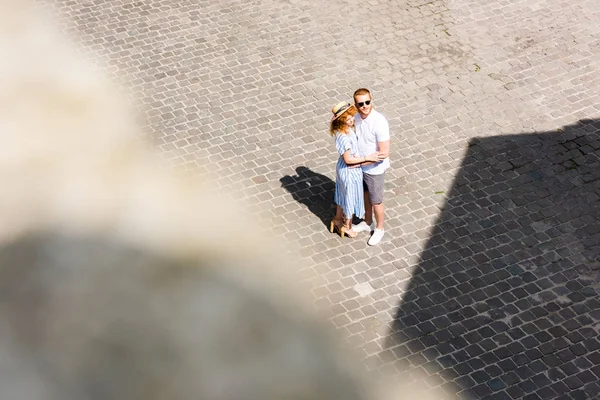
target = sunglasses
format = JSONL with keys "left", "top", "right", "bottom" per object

{"left": 355, "top": 100, "right": 371, "bottom": 107}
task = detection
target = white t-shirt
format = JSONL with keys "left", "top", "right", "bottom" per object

{"left": 355, "top": 109, "right": 390, "bottom": 175}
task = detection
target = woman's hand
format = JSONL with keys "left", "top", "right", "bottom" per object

{"left": 365, "top": 152, "right": 380, "bottom": 162}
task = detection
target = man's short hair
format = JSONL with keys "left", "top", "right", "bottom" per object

{"left": 353, "top": 88, "right": 371, "bottom": 101}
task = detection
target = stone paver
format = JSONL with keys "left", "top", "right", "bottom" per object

{"left": 36, "top": 0, "right": 600, "bottom": 398}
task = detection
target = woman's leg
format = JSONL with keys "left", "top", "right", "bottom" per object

{"left": 330, "top": 205, "right": 344, "bottom": 233}
{"left": 344, "top": 215, "right": 357, "bottom": 238}
{"left": 335, "top": 205, "right": 344, "bottom": 223}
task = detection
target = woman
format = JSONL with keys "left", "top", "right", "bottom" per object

{"left": 329, "top": 101, "right": 380, "bottom": 238}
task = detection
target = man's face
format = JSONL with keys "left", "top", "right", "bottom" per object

{"left": 354, "top": 93, "right": 372, "bottom": 118}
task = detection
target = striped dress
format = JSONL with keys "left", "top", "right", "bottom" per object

{"left": 334, "top": 129, "right": 365, "bottom": 220}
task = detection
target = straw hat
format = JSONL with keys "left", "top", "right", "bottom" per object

{"left": 330, "top": 101, "right": 354, "bottom": 121}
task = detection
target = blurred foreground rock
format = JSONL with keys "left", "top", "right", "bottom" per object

{"left": 0, "top": 1, "right": 379, "bottom": 399}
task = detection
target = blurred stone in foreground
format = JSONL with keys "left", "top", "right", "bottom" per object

{"left": 0, "top": 233, "right": 369, "bottom": 400}
{"left": 0, "top": 1, "right": 373, "bottom": 399}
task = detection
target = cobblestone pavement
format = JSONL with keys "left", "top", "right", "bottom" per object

{"left": 37, "top": 0, "right": 600, "bottom": 398}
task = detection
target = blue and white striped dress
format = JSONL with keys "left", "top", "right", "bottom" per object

{"left": 334, "top": 129, "right": 365, "bottom": 219}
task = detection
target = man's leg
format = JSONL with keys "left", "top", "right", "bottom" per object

{"left": 367, "top": 173, "right": 385, "bottom": 246}
{"left": 351, "top": 181, "right": 373, "bottom": 233}
{"left": 373, "top": 203, "right": 384, "bottom": 229}
{"left": 364, "top": 190, "right": 373, "bottom": 226}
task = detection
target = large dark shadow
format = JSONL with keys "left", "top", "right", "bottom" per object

{"left": 386, "top": 119, "right": 600, "bottom": 399}
{"left": 280, "top": 166, "right": 336, "bottom": 228}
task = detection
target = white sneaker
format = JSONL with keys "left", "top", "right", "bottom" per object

{"left": 352, "top": 221, "right": 374, "bottom": 233}
{"left": 368, "top": 228, "right": 385, "bottom": 246}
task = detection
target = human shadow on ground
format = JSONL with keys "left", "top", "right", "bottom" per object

{"left": 385, "top": 119, "right": 600, "bottom": 399}
{"left": 280, "top": 166, "right": 336, "bottom": 228}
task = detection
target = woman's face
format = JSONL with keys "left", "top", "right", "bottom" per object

{"left": 344, "top": 114, "right": 354, "bottom": 128}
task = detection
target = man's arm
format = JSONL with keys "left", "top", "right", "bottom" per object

{"left": 351, "top": 143, "right": 388, "bottom": 168}
{"left": 375, "top": 115, "right": 390, "bottom": 158}
{"left": 377, "top": 139, "right": 390, "bottom": 158}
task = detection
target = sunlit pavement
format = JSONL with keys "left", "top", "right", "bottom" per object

{"left": 40, "top": 1, "right": 600, "bottom": 398}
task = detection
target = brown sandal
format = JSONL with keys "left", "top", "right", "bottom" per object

{"left": 329, "top": 218, "right": 356, "bottom": 238}
{"left": 330, "top": 218, "right": 344, "bottom": 236}
{"left": 344, "top": 227, "right": 357, "bottom": 238}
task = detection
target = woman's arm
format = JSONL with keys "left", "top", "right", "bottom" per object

{"left": 342, "top": 150, "right": 380, "bottom": 166}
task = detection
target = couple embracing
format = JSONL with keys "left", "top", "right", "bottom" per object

{"left": 329, "top": 88, "right": 390, "bottom": 246}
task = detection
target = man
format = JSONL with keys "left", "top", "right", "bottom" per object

{"left": 352, "top": 88, "right": 390, "bottom": 246}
